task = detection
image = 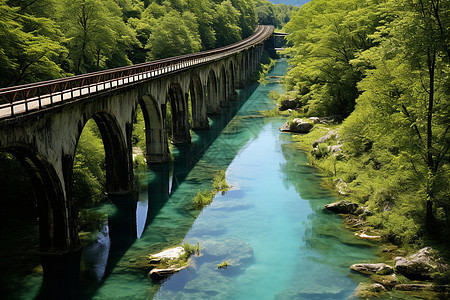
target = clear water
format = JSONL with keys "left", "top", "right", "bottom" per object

{"left": 92, "top": 60, "right": 378, "bottom": 299}
{"left": 3, "top": 60, "right": 379, "bottom": 299}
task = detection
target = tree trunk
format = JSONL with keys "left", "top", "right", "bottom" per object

{"left": 425, "top": 47, "right": 436, "bottom": 227}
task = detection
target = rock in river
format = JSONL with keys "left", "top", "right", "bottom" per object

{"left": 279, "top": 118, "right": 313, "bottom": 133}
{"left": 324, "top": 200, "right": 359, "bottom": 214}
{"left": 394, "top": 247, "right": 449, "bottom": 279}
{"left": 148, "top": 246, "right": 191, "bottom": 279}
{"left": 350, "top": 263, "right": 393, "bottom": 275}
{"left": 149, "top": 246, "right": 185, "bottom": 264}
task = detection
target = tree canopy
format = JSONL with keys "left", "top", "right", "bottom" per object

{"left": 284, "top": 0, "right": 449, "bottom": 243}
{"left": 0, "top": 0, "right": 283, "bottom": 87}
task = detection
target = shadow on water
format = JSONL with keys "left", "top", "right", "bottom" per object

{"left": 72, "top": 82, "right": 261, "bottom": 299}
{"left": 3, "top": 60, "right": 284, "bottom": 300}
{"left": 274, "top": 133, "right": 380, "bottom": 298}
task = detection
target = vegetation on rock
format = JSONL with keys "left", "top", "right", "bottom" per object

{"left": 193, "top": 170, "right": 231, "bottom": 209}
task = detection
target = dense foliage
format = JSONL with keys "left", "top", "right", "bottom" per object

{"left": 255, "top": 0, "right": 299, "bottom": 29}
{"left": 284, "top": 0, "right": 449, "bottom": 245}
{"left": 0, "top": 0, "right": 298, "bottom": 88}
{"left": 0, "top": 0, "right": 260, "bottom": 87}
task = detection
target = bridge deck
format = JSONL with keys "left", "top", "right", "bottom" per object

{"left": 0, "top": 25, "right": 274, "bottom": 121}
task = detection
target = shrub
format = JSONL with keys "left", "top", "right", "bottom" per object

{"left": 193, "top": 189, "right": 215, "bottom": 208}
{"left": 217, "top": 261, "right": 229, "bottom": 269}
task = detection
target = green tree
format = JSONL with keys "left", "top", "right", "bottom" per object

{"left": 0, "top": 0, "right": 68, "bottom": 87}
{"left": 230, "top": 0, "right": 256, "bottom": 38}
{"left": 187, "top": 0, "right": 216, "bottom": 49}
{"left": 344, "top": 0, "right": 449, "bottom": 226}
{"left": 58, "top": 0, "right": 137, "bottom": 73}
{"left": 284, "top": 0, "right": 382, "bottom": 117}
{"left": 212, "top": 0, "right": 242, "bottom": 47}
{"left": 145, "top": 10, "right": 201, "bottom": 60}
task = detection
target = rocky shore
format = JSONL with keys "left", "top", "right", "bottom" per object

{"left": 280, "top": 119, "right": 450, "bottom": 298}
{"left": 324, "top": 199, "right": 449, "bottom": 298}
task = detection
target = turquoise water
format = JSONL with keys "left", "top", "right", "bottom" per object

{"left": 2, "top": 59, "right": 378, "bottom": 299}
{"left": 91, "top": 60, "right": 378, "bottom": 299}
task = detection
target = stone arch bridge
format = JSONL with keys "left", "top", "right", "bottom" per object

{"left": 0, "top": 25, "right": 274, "bottom": 282}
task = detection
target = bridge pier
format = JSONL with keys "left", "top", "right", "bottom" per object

{"left": 168, "top": 84, "right": 191, "bottom": 145}
{"left": 0, "top": 25, "right": 275, "bottom": 295}
{"left": 39, "top": 247, "right": 82, "bottom": 300}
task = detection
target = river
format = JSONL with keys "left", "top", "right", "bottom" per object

{"left": 7, "top": 59, "right": 379, "bottom": 299}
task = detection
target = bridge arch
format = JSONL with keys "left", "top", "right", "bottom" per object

{"left": 75, "top": 112, "right": 132, "bottom": 195}
{"left": 139, "top": 95, "right": 169, "bottom": 163}
{"left": 189, "top": 74, "right": 208, "bottom": 129}
{"left": 206, "top": 69, "right": 220, "bottom": 114}
{"left": 0, "top": 146, "right": 78, "bottom": 253}
{"left": 167, "top": 82, "right": 191, "bottom": 145}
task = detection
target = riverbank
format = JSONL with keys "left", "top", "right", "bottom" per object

{"left": 276, "top": 118, "right": 450, "bottom": 298}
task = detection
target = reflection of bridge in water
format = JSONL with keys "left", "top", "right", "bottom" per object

{"left": 0, "top": 25, "right": 276, "bottom": 298}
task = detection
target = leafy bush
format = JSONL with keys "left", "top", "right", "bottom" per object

{"left": 193, "top": 189, "right": 215, "bottom": 208}
{"left": 212, "top": 170, "right": 230, "bottom": 192}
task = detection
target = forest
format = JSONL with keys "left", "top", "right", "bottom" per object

{"left": 280, "top": 0, "right": 449, "bottom": 251}
{"left": 0, "top": 0, "right": 294, "bottom": 88}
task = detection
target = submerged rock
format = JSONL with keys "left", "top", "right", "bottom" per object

{"left": 350, "top": 263, "right": 393, "bottom": 275}
{"left": 149, "top": 264, "right": 189, "bottom": 279}
{"left": 394, "top": 247, "right": 449, "bottom": 279}
{"left": 355, "top": 230, "right": 382, "bottom": 240}
{"left": 324, "top": 200, "right": 358, "bottom": 214}
{"left": 201, "top": 237, "right": 253, "bottom": 268}
{"left": 354, "top": 282, "right": 387, "bottom": 298}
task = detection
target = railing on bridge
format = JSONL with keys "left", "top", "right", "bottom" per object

{"left": 0, "top": 25, "right": 274, "bottom": 120}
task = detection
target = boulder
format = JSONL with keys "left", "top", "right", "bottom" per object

{"left": 394, "top": 247, "right": 449, "bottom": 279}
{"left": 354, "top": 206, "right": 373, "bottom": 216}
{"left": 308, "top": 117, "right": 320, "bottom": 124}
{"left": 370, "top": 283, "right": 386, "bottom": 292}
{"left": 149, "top": 246, "right": 185, "bottom": 264}
{"left": 324, "top": 200, "right": 358, "bottom": 214}
{"left": 312, "top": 130, "right": 338, "bottom": 147}
{"left": 280, "top": 118, "right": 313, "bottom": 133}
{"left": 290, "top": 118, "right": 313, "bottom": 133}
{"left": 328, "top": 144, "right": 342, "bottom": 154}
{"left": 279, "top": 122, "right": 290, "bottom": 132}
{"left": 371, "top": 274, "right": 398, "bottom": 286}
{"left": 334, "top": 178, "right": 350, "bottom": 195}
{"left": 350, "top": 263, "right": 393, "bottom": 275}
